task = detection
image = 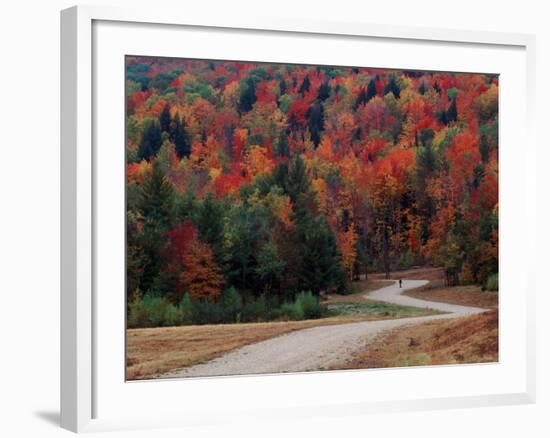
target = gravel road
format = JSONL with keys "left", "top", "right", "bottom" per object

{"left": 160, "top": 279, "right": 487, "bottom": 379}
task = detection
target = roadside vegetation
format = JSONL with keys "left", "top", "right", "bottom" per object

{"left": 404, "top": 284, "right": 498, "bottom": 309}
{"left": 128, "top": 288, "right": 326, "bottom": 328}
{"left": 127, "top": 268, "right": 498, "bottom": 379}
{"left": 127, "top": 303, "right": 439, "bottom": 380}
{"left": 331, "top": 310, "right": 498, "bottom": 370}
{"left": 127, "top": 277, "right": 439, "bottom": 379}
{"left": 327, "top": 267, "right": 498, "bottom": 370}
{"left": 397, "top": 267, "right": 498, "bottom": 308}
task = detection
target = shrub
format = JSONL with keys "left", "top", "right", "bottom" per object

{"left": 220, "top": 287, "right": 243, "bottom": 323}
{"left": 241, "top": 295, "right": 268, "bottom": 322}
{"left": 140, "top": 294, "right": 171, "bottom": 327}
{"left": 485, "top": 273, "right": 499, "bottom": 291}
{"left": 163, "top": 304, "right": 181, "bottom": 326}
{"left": 179, "top": 293, "right": 193, "bottom": 324}
{"left": 280, "top": 301, "right": 304, "bottom": 320}
{"left": 295, "top": 291, "right": 322, "bottom": 319}
{"left": 192, "top": 300, "right": 223, "bottom": 325}
{"left": 127, "top": 294, "right": 177, "bottom": 327}
{"left": 127, "top": 291, "right": 144, "bottom": 328}
{"left": 267, "top": 307, "right": 283, "bottom": 321}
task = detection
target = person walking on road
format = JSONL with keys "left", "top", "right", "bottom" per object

{"left": 399, "top": 279, "right": 402, "bottom": 288}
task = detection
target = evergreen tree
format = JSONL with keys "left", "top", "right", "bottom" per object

{"left": 352, "top": 127, "right": 362, "bottom": 143}
{"left": 255, "top": 240, "right": 285, "bottom": 294}
{"left": 285, "top": 155, "right": 309, "bottom": 204}
{"left": 279, "top": 78, "right": 287, "bottom": 96}
{"left": 272, "top": 162, "right": 289, "bottom": 190}
{"left": 172, "top": 115, "right": 191, "bottom": 158}
{"left": 447, "top": 98, "right": 458, "bottom": 123}
{"left": 366, "top": 78, "right": 377, "bottom": 101}
{"left": 417, "top": 143, "right": 438, "bottom": 177}
{"left": 307, "top": 101, "right": 325, "bottom": 147}
{"left": 276, "top": 131, "right": 290, "bottom": 158}
{"left": 126, "top": 213, "right": 145, "bottom": 301}
{"left": 136, "top": 162, "right": 175, "bottom": 292}
{"left": 354, "top": 87, "right": 368, "bottom": 110}
{"left": 298, "top": 215, "right": 343, "bottom": 294}
{"left": 138, "top": 119, "right": 163, "bottom": 161}
{"left": 238, "top": 77, "right": 257, "bottom": 113}
{"left": 436, "top": 109, "right": 448, "bottom": 125}
{"left": 159, "top": 104, "right": 171, "bottom": 133}
{"left": 196, "top": 192, "right": 225, "bottom": 264}
{"left": 219, "top": 287, "right": 243, "bottom": 322}
{"left": 418, "top": 80, "right": 427, "bottom": 95}
{"left": 419, "top": 128, "right": 435, "bottom": 147}
{"left": 298, "top": 75, "right": 311, "bottom": 95}
{"left": 384, "top": 75, "right": 401, "bottom": 99}
{"left": 137, "top": 161, "right": 175, "bottom": 228}
{"left": 226, "top": 205, "right": 266, "bottom": 290}
{"left": 317, "top": 80, "right": 331, "bottom": 101}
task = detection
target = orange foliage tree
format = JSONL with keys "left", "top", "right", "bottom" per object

{"left": 180, "top": 238, "right": 224, "bottom": 301}
{"left": 338, "top": 226, "right": 358, "bottom": 281}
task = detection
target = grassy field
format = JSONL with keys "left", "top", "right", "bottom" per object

{"left": 326, "top": 301, "right": 441, "bottom": 318}
{"left": 331, "top": 310, "right": 498, "bottom": 369}
{"left": 127, "top": 279, "right": 438, "bottom": 380}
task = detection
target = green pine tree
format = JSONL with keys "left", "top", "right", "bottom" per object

{"left": 366, "top": 78, "right": 377, "bottom": 101}
{"left": 238, "top": 77, "right": 257, "bottom": 113}
{"left": 317, "top": 80, "right": 331, "bottom": 101}
{"left": 136, "top": 162, "right": 175, "bottom": 292}
{"left": 447, "top": 98, "right": 458, "bottom": 123}
{"left": 277, "top": 131, "right": 290, "bottom": 158}
{"left": 256, "top": 240, "right": 285, "bottom": 294}
{"left": 196, "top": 193, "right": 225, "bottom": 264}
{"left": 307, "top": 101, "right": 325, "bottom": 147}
{"left": 172, "top": 115, "right": 191, "bottom": 158}
{"left": 159, "top": 104, "right": 171, "bottom": 133}
{"left": 299, "top": 75, "right": 311, "bottom": 95}
{"left": 138, "top": 119, "right": 163, "bottom": 161}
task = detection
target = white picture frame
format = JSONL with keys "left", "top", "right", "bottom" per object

{"left": 61, "top": 4, "right": 536, "bottom": 433}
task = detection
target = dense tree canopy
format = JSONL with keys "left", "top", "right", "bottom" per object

{"left": 126, "top": 57, "right": 499, "bottom": 311}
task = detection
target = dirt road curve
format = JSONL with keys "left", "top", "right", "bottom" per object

{"left": 160, "top": 279, "right": 487, "bottom": 379}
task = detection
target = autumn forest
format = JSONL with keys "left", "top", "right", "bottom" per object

{"left": 125, "top": 56, "right": 498, "bottom": 328}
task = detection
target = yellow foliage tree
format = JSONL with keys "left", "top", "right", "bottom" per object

{"left": 243, "top": 145, "right": 275, "bottom": 179}
{"left": 338, "top": 226, "right": 358, "bottom": 281}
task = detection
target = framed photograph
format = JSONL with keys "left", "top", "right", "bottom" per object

{"left": 61, "top": 5, "right": 536, "bottom": 433}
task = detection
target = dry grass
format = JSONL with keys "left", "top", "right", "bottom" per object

{"left": 127, "top": 314, "right": 407, "bottom": 380}
{"left": 332, "top": 310, "right": 499, "bottom": 370}
{"left": 404, "top": 285, "right": 498, "bottom": 309}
